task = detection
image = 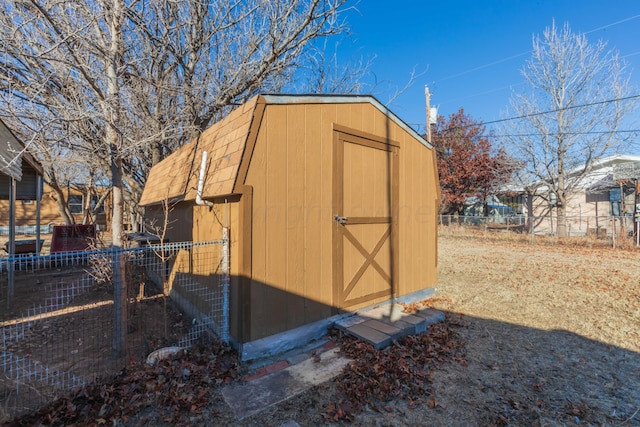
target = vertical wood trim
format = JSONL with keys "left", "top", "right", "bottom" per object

{"left": 431, "top": 147, "right": 441, "bottom": 202}
{"left": 392, "top": 146, "right": 400, "bottom": 298}
{"left": 234, "top": 100, "right": 267, "bottom": 190}
{"left": 237, "top": 184, "right": 253, "bottom": 342}
{"left": 332, "top": 131, "right": 344, "bottom": 311}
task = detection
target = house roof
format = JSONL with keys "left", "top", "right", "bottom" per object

{"left": 140, "top": 94, "right": 432, "bottom": 207}
{"left": 502, "top": 154, "right": 640, "bottom": 194}
{"left": 576, "top": 154, "right": 640, "bottom": 189}
{"left": 0, "top": 119, "right": 43, "bottom": 180}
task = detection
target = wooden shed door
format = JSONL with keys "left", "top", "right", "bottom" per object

{"left": 333, "top": 130, "right": 399, "bottom": 309}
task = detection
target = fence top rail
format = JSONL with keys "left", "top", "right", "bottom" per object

{"left": 438, "top": 214, "right": 634, "bottom": 221}
{"left": 0, "top": 240, "right": 225, "bottom": 262}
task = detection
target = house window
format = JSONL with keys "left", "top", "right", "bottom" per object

{"left": 609, "top": 188, "right": 621, "bottom": 202}
{"left": 609, "top": 189, "right": 621, "bottom": 217}
{"left": 68, "top": 195, "right": 83, "bottom": 214}
{"left": 611, "top": 201, "right": 621, "bottom": 217}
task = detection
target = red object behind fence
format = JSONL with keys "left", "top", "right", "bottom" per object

{"left": 50, "top": 224, "right": 97, "bottom": 253}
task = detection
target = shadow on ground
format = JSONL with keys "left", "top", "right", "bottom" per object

{"left": 229, "top": 310, "right": 640, "bottom": 426}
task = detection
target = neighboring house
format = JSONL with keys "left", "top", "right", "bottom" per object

{"left": 0, "top": 183, "right": 108, "bottom": 234}
{"left": 0, "top": 119, "right": 111, "bottom": 235}
{"left": 505, "top": 154, "right": 640, "bottom": 236}
{"left": 0, "top": 119, "right": 42, "bottom": 200}
{"left": 0, "top": 118, "right": 44, "bottom": 254}
{"left": 139, "top": 94, "right": 440, "bottom": 353}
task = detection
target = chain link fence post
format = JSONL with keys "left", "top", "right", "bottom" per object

{"left": 221, "top": 227, "right": 230, "bottom": 343}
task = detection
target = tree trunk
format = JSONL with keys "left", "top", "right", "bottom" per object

{"left": 50, "top": 184, "right": 74, "bottom": 225}
{"left": 111, "top": 153, "right": 127, "bottom": 358}
{"left": 106, "top": 0, "right": 127, "bottom": 359}
{"left": 525, "top": 191, "right": 534, "bottom": 233}
{"left": 82, "top": 188, "right": 92, "bottom": 225}
{"left": 556, "top": 190, "right": 568, "bottom": 237}
{"left": 152, "top": 141, "right": 162, "bottom": 167}
{"left": 556, "top": 205, "right": 568, "bottom": 237}
{"left": 556, "top": 141, "right": 567, "bottom": 237}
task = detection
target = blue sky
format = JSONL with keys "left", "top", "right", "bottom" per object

{"left": 341, "top": 1, "right": 640, "bottom": 134}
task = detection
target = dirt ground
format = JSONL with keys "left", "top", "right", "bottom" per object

{"left": 4, "top": 231, "right": 640, "bottom": 426}
{"left": 226, "top": 231, "right": 640, "bottom": 426}
{"left": 0, "top": 262, "right": 189, "bottom": 423}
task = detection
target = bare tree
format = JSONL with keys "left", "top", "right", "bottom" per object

{"left": 291, "top": 36, "right": 373, "bottom": 94}
{"left": 504, "top": 22, "right": 638, "bottom": 237}
{"left": 1, "top": 0, "right": 354, "bottom": 357}
{"left": 1, "top": 0, "right": 354, "bottom": 221}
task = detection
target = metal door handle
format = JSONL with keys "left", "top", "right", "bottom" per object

{"left": 334, "top": 215, "right": 348, "bottom": 225}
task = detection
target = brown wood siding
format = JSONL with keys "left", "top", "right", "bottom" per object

{"left": 305, "top": 103, "right": 331, "bottom": 319}
{"left": 397, "top": 126, "right": 438, "bottom": 293}
{"left": 0, "top": 197, "right": 59, "bottom": 226}
{"left": 192, "top": 201, "right": 242, "bottom": 340}
{"left": 244, "top": 103, "right": 337, "bottom": 340}
{"left": 286, "top": 105, "right": 306, "bottom": 329}
{"left": 243, "top": 101, "right": 438, "bottom": 341}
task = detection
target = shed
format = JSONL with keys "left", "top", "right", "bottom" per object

{"left": 140, "top": 94, "right": 440, "bottom": 350}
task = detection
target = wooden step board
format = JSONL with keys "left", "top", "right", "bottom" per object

{"left": 334, "top": 304, "right": 445, "bottom": 349}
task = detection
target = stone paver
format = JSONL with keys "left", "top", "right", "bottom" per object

{"left": 346, "top": 322, "right": 392, "bottom": 348}
{"left": 224, "top": 304, "right": 445, "bottom": 420}
{"left": 335, "top": 304, "right": 444, "bottom": 350}
{"left": 222, "top": 347, "right": 349, "bottom": 420}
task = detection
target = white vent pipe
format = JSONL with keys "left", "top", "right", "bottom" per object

{"left": 196, "top": 151, "right": 213, "bottom": 207}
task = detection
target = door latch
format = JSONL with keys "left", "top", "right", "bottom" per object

{"left": 334, "top": 215, "right": 348, "bottom": 225}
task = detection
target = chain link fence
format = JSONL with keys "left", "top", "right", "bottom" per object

{"left": 439, "top": 214, "right": 640, "bottom": 248}
{"left": 0, "top": 239, "right": 228, "bottom": 422}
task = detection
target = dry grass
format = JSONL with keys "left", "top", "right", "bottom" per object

{"left": 249, "top": 231, "right": 640, "bottom": 426}
{"left": 392, "top": 232, "right": 640, "bottom": 426}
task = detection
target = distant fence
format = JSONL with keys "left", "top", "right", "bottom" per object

{"left": 0, "top": 224, "right": 106, "bottom": 236}
{"left": 0, "top": 225, "right": 54, "bottom": 236}
{"left": 439, "top": 214, "right": 640, "bottom": 247}
{"left": 0, "top": 239, "right": 228, "bottom": 422}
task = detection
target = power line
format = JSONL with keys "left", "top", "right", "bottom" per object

{"left": 622, "top": 50, "right": 640, "bottom": 59}
{"left": 442, "top": 82, "right": 526, "bottom": 106}
{"left": 435, "top": 51, "right": 529, "bottom": 84}
{"left": 407, "top": 94, "right": 640, "bottom": 128}
{"left": 480, "top": 94, "right": 640, "bottom": 126}
{"left": 433, "top": 13, "right": 640, "bottom": 85}
{"left": 491, "top": 129, "right": 640, "bottom": 138}
{"left": 584, "top": 13, "right": 640, "bottom": 35}
{"left": 431, "top": 14, "right": 640, "bottom": 100}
